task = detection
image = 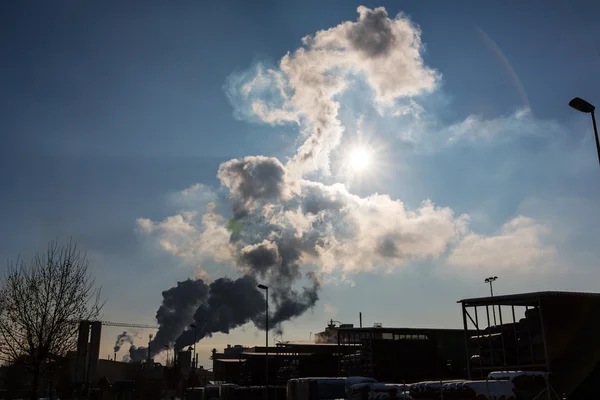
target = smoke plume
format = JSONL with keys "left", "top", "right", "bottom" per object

{"left": 114, "top": 331, "right": 134, "bottom": 353}
{"left": 126, "top": 272, "right": 318, "bottom": 362}
{"left": 131, "top": 6, "right": 552, "bottom": 361}
{"left": 131, "top": 6, "right": 440, "bottom": 360}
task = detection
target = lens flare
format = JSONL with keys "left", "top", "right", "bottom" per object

{"left": 348, "top": 147, "right": 372, "bottom": 173}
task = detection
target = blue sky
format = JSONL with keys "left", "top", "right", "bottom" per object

{"left": 2, "top": 0, "right": 600, "bottom": 367}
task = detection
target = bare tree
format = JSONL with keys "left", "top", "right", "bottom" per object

{"left": 0, "top": 241, "right": 103, "bottom": 399}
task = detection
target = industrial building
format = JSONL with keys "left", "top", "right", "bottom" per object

{"left": 211, "top": 290, "right": 600, "bottom": 399}
{"left": 0, "top": 321, "right": 213, "bottom": 399}
{"left": 459, "top": 291, "right": 600, "bottom": 398}
{"left": 211, "top": 324, "right": 473, "bottom": 385}
{"left": 2, "top": 290, "right": 600, "bottom": 399}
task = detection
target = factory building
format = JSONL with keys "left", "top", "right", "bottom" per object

{"left": 210, "top": 290, "right": 600, "bottom": 399}
{"left": 459, "top": 291, "right": 600, "bottom": 398}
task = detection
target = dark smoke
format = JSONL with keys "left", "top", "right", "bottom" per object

{"left": 114, "top": 331, "right": 134, "bottom": 353}
{"left": 270, "top": 272, "right": 320, "bottom": 327}
{"left": 128, "top": 279, "right": 209, "bottom": 362}
{"left": 174, "top": 275, "right": 265, "bottom": 349}
{"left": 347, "top": 6, "right": 396, "bottom": 58}
{"left": 134, "top": 154, "right": 322, "bottom": 362}
{"left": 217, "top": 156, "right": 289, "bottom": 218}
{"left": 130, "top": 270, "right": 319, "bottom": 362}
{"left": 240, "top": 240, "right": 280, "bottom": 277}
{"left": 129, "top": 273, "right": 317, "bottom": 362}
{"left": 153, "top": 279, "right": 209, "bottom": 348}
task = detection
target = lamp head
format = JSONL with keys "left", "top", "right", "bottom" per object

{"left": 257, "top": 284, "right": 268, "bottom": 290}
{"left": 569, "top": 97, "right": 595, "bottom": 113}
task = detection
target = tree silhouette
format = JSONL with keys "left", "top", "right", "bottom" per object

{"left": 0, "top": 241, "right": 103, "bottom": 399}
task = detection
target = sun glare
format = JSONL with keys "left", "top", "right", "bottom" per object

{"left": 348, "top": 147, "right": 372, "bottom": 173}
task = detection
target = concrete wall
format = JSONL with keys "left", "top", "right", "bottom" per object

{"left": 87, "top": 321, "right": 102, "bottom": 384}
{"left": 75, "top": 321, "right": 90, "bottom": 384}
{"left": 95, "top": 360, "right": 139, "bottom": 383}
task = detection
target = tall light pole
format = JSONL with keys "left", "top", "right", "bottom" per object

{"left": 485, "top": 276, "right": 498, "bottom": 326}
{"left": 569, "top": 97, "right": 600, "bottom": 166}
{"left": 189, "top": 324, "right": 197, "bottom": 369}
{"left": 258, "top": 283, "right": 269, "bottom": 399}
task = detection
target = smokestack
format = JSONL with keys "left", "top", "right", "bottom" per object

{"left": 87, "top": 321, "right": 102, "bottom": 384}
{"left": 114, "top": 352, "right": 116, "bottom": 361}
{"left": 359, "top": 312, "right": 362, "bottom": 328}
{"left": 195, "top": 353, "right": 199, "bottom": 369}
{"left": 148, "top": 333, "right": 153, "bottom": 363}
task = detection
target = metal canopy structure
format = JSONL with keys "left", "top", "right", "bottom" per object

{"left": 460, "top": 293, "right": 549, "bottom": 380}
{"left": 458, "top": 291, "right": 600, "bottom": 307}
{"left": 459, "top": 290, "right": 600, "bottom": 398}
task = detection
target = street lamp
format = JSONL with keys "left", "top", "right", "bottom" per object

{"left": 189, "top": 324, "right": 197, "bottom": 369}
{"left": 569, "top": 97, "right": 600, "bottom": 166}
{"left": 257, "top": 283, "right": 269, "bottom": 399}
{"left": 485, "top": 276, "right": 498, "bottom": 326}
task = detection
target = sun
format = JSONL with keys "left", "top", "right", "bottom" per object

{"left": 347, "top": 147, "right": 372, "bottom": 173}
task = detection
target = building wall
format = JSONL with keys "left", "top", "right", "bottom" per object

{"left": 95, "top": 360, "right": 139, "bottom": 383}
{"left": 542, "top": 296, "right": 600, "bottom": 396}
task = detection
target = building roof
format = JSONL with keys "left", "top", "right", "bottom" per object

{"left": 241, "top": 351, "right": 315, "bottom": 357}
{"left": 458, "top": 291, "right": 600, "bottom": 307}
{"left": 336, "top": 326, "right": 465, "bottom": 333}
{"left": 215, "top": 359, "right": 244, "bottom": 363}
{"left": 281, "top": 342, "right": 345, "bottom": 346}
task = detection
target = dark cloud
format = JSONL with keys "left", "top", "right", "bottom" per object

{"left": 377, "top": 235, "right": 400, "bottom": 258}
{"left": 218, "top": 156, "right": 289, "bottom": 218}
{"left": 241, "top": 240, "right": 280, "bottom": 277}
{"left": 300, "top": 181, "right": 350, "bottom": 215}
{"left": 347, "top": 7, "right": 396, "bottom": 58}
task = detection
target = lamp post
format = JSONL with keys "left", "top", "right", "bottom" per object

{"left": 485, "top": 276, "right": 498, "bottom": 326}
{"left": 258, "top": 283, "right": 269, "bottom": 399}
{"left": 148, "top": 334, "right": 153, "bottom": 363}
{"left": 569, "top": 97, "right": 600, "bottom": 166}
{"left": 189, "top": 324, "right": 197, "bottom": 369}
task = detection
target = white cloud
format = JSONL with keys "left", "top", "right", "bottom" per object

{"left": 136, "top": 204, "right": 234, "bottom": 275}
{"left": 293, "top": 184, "right": 470, "bottom": 273}
{"left": 323, "top": 303, "right": 337, "bottom": 315}
{"left": 447, "top": 216, "right": 555, "bottom": 270}
{"left": 138, "top": 5, "right": 559, "bottom": 289}
{"left": 304, "top": 6, "right": 439, "bottom": 105}
{"left": 228, "top": 6, "right": 439, "bottom": 176}
{"left": 444, "top": 108, "right": 562, "bottom": 144}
